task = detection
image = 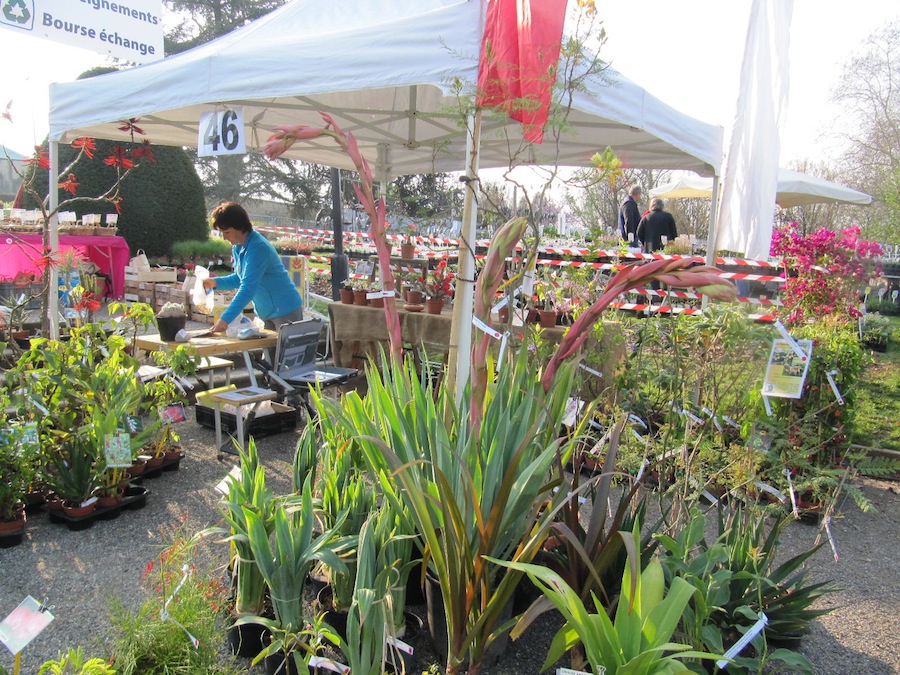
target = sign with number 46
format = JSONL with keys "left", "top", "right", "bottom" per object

{"left": 198, "top": 108, "right": 246, "bottom": 157}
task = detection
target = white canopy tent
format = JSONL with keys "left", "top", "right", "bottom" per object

{"left": 45, "top": 0, "right": 724, "bottom": 385}
{"left": 48, "top": 0, "right": 722, "bottom": 179}
{"left": 650, "top": 168, "right": 873, "bottom": 208}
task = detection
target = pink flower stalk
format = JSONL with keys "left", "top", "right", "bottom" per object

{"left": 470, "top": 216, "right": 527, "bottom": 431}
{"left": 541, "top": 258, "right": 737, "bottom": 391}
{"left": 264, "top": 113, "right": 403, "bottom": 363}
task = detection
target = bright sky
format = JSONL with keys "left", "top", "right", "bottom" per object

{"left": 1, "top": 0, "right": 897, "bottom": 169}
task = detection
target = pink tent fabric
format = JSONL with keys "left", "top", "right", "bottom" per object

{"left": 0, "top": 234, "right": 130, "bottom": 298}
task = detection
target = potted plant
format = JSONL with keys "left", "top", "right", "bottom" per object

{"left": 350, "top": 278, "right": 369, "bottom": 306}
{"left": 155, "top": 301, "right": 188, "bottom": 342}
{"left": 532, "top": 273, "right": 558, "bottom": 328}
{"left": 403, "top": 271, "right": 425, "bottom": 305}
{"left": 0, "top": 420, "right": 37, "bottom": 539}
{"left": 424, "top": 258, "right": 454, "bottom": 314}
{"left": 499, "top": 529, "right": 721, "bottom": 675}
{"left": 37, "top": 647, "right": 116, "bottom": 675}
{"left": 237, "top": 479, "right": 351, "bottom": 673}
{"left": 316, "top": 467, "right": 375, "bottom": 627}
{"left": 338, "top": 279, "right": 354, "bottom": 305}
{"left": 202, "top": 439, "right": 279, "bottom": 658}
{"left": 399, "top": 223, "right": 418, "bottom": 259}
{"left": 860, "top": 311, "right": 890, "bottom": 351}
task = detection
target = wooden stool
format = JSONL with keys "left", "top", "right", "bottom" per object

{"left": 196, "top": 355, "right": 233, "bottom": 388}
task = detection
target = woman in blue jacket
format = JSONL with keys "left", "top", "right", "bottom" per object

{"left": 202, "top": 202, "right": 302, "bottom": 333}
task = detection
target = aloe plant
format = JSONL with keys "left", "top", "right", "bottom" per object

{"left": 497, "top": 529, "right": 719, "bottom": 675}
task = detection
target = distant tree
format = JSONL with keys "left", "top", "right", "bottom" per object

{"left": 164, "top": 0, "right": 287, "bottom": 204}
{"left": 391, "top": 173, "right": 462, "bottom": 219}
{"left": 831, "top": 19, "right": 900, "bottom": 245}
{"left": 164, "top": 0, "right": 285, "bottom": 53}
{"left": 565, "top": 167, "right": 669, "bottom": 240}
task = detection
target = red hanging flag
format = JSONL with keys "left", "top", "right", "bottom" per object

{"left": 476, "top": 0, "right": 568, "bottom": 144}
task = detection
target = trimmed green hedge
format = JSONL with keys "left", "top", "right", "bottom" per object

{"left": 22, "top": 139, "right": 208, "bottom": 257}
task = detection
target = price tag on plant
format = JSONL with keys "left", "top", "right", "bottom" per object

{"left": 197, "top": 108, "right": 246, "bottom": 156}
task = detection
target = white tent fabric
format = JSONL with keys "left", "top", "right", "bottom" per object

{"left": 48, "top": 0, "right": 722, "bottom": 180}
{"left": 650, "top": 169, "right": 873, "bottom": 208}
{"left": 716, "top": 0, "right": 793, "bottom": 259}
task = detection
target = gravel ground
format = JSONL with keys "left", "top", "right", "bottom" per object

{"left": 1, "top": 353, "right": 898, "bottom": 674}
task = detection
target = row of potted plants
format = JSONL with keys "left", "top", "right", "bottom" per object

{"left": 0, "top": 303, "right": 198, "bottom": 539}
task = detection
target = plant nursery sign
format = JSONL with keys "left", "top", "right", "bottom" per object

{"left": 0, "top": 596, "right": 54, "bottom": 656}
{"left": 761, "top": 338, "right": 813, "bottom": 399}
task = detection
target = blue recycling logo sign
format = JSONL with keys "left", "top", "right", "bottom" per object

{"left": 1, "top": 0, "right": 34, "bottom": 30}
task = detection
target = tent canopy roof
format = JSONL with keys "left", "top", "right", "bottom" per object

{"left": 49, "top": 0, "right": 722, "bottom": 180}
{"left": 651, "top": 168, "right": 873, "bottom": 208}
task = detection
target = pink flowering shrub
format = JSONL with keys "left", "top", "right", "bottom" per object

{"left": 770, "top": 223, "right": 882, "bottom": 326}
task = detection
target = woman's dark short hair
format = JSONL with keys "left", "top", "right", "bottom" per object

{"left": 211, "top": 202, "right": 253, "bottom": 233}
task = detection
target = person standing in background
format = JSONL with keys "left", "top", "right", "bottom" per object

{"left": 618, "top": 184, "right": 642, "bottom": 244}
{"left": 202, "top": 202, "right": 303, "bottom": 333}
{"left": 636, "top": 197, "right": 677, "bottom": 253}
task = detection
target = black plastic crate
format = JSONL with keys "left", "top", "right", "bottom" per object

{"left": 195, "top": 402, "right": 299, "bottom": 436}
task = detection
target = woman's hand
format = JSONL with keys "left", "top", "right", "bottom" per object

{"left": 210, "top": 318, "right": 228, "bottom": 333}
{"left": 202, "top": 278, "right": 217, "bottom": 291}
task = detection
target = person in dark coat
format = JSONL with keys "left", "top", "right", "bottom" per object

{"left": 617, "top": 184, "right": 642, "bottom": 243}
{"left": 636, "top": 197, "right": 677, "bottom": 253}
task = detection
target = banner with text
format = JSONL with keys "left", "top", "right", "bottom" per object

{"left": 0, "top": 0, "right": 163, "bottom": 63}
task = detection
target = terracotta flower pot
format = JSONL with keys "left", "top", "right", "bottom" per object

{"left": 406, "top": 290, "right": 424, "bottom": 305}
{"left": 353, "top": 290, "right": 368, "bottom": 306}
{"left": 339, "top": 288, "right": 354, "bottom": 304}
{"left": 400, "top": 242, "right": 416, "bottom": 259}
{"left": 425, "top": 298, "right": 444, "bottom": 315}
{"left": 369, "top": 296, "right": 385, "bottom": 308}
{"left": 538, "top": 309, "right": 557, "bottom": 328}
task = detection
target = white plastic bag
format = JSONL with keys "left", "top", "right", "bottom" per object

{"left": 191, "top": 265, "right": 215, "bottom": 313}
{"left": 225, "top": 314, "right": 265, "bottom": 338}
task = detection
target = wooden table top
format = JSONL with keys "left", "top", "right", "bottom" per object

{"left": 134, "top": 329, "right": 277, "bottom": 357}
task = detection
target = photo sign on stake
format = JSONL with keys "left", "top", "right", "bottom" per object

{"left": 0, "top": 596, "right": 54, "bottom": 656}
{"left": 104, "top": 431, "right": 132, "bottom": 468}
{"left": 762, "top": 339, "right": 813, "bottom": 398}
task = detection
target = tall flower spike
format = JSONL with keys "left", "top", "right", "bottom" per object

{"left": 541, "top": 258, "right": 736, "bottom": 391}
{"left": 470, "top": 216, "right": 528, "bottom": 431}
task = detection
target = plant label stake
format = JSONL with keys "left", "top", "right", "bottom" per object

{"left": 783, "top": 468, "right": 800, "bottom": 519}
{"left": 308, "top": 655, "right": 350, "bottom": 674}
{"left": 160, "top": 565, "right": 200, "bottom": 648}
{"left": 824, "top": 515, "right": 840, "bottom": 562}
{"left": 716, "top": 612, "right": 768, "bottom": 670}
{"left": 472, "top": 316, "right": 509, "bottom": 368}
{"left": 825, "top": 370, "right": 844, "bottom": 405}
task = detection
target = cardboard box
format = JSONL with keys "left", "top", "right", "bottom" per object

{"left": 124, "top": 265, "right": 177, "bottom": 283}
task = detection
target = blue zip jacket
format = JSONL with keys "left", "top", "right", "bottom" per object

{"left": 214, "top": 230, "right": 302, "bottom": 324}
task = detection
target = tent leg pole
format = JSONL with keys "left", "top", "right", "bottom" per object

{"left": 703, "top": 174, "right": 720, "bottom": 310}
{"left": 446, "top": 110, "right": 481, "bottom": 404}
{"left": 329, "top": 167, "right": 348, "bottom": 301}
{"left": 49, "top": 141, "right": 59, "bottom": 339}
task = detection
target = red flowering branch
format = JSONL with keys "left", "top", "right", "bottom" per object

{"left": 264, "top": 113, "right": 403, "bottom": 363}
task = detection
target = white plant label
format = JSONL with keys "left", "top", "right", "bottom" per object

{"left": 717, "top": 613, "right": 768, "bottom": 669}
